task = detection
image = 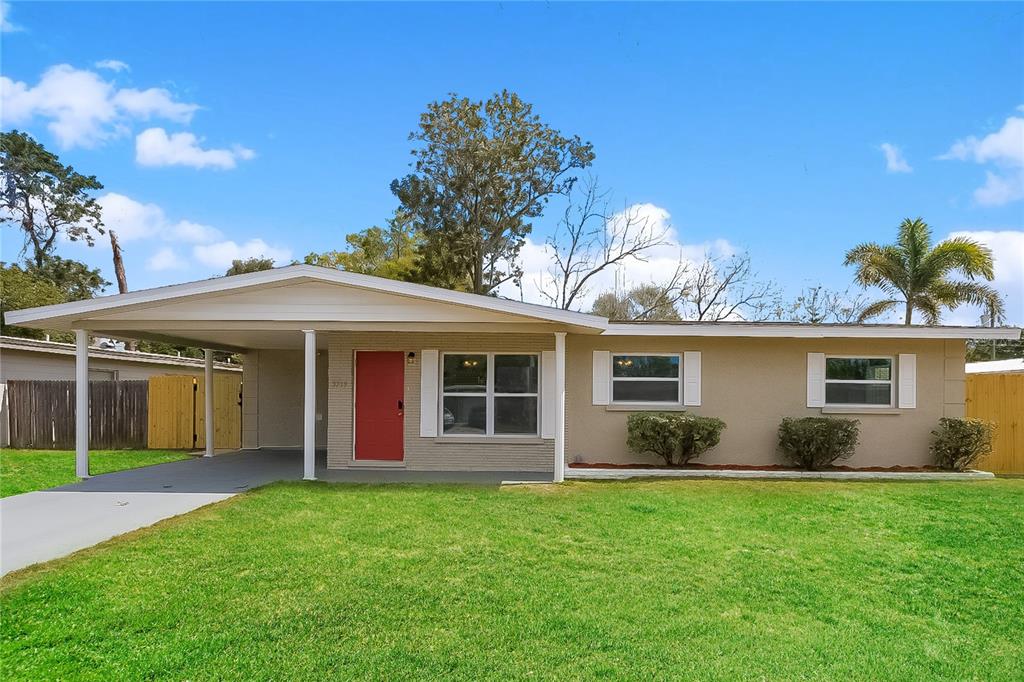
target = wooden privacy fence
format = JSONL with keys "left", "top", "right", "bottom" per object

{"left": 148, "top": 375, "right": 241, "bottom": 450}
{"left": 6, "top": 380, "right": 148, "bottom": 449}
{"left": 966, "top": 373, "right": 1024, "bottom": 474}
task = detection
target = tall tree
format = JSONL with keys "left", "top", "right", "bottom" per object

{"left": 305, "top": 211, "right": 421, "bottom": 281}
{"left": 780, "top": 286, "right": 871, "bottom": 324}
{"left": 844, "top": 218, "right": 1003, "bottom": 325}
{"left": 538, "top": 178, "right": 672, "bottom": 310}
{"left": 1, "top": 130, "right": 104, "bottom": 267}
{"left": 681, "top": 252, "right": 781, "bottom": 321}
{"left": 225, "top": 257, "right": 276, "bottom": 276}
{"left": 591, "top": 283, "right": 685, "bottom": 321}
{"left": 391, "top": 91, "right": 595, "bottom": 294}
{"left": 0, "top": 262, "right": 69, "bottom": 339}
{"left": 27, "top": 254, "right": 109, "bottom": 300}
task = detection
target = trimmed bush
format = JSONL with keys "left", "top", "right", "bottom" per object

{"left": 931, "top": 417, "right": 994, "bottom": 471}
{"left": 777, "top": 416, "right": 860, "bottom": 470}
{"left": 626, "top": 412, "right": 726, "bottom": 466}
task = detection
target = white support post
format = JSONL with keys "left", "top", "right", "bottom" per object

{"left": 74, "top": 329, "right": 90, "bottom": 478}
{"left": 303, "top": 330, "right": 317, "bottom": 481}
{"left": 553, "top": 332, "right": 566, "bottom": 483}
{"left": 204, "top": 349, "right": 215, "bottom": 457}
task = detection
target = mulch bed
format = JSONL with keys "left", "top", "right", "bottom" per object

{"left": 569, "top": 462, "right": 945, "bottom": 473}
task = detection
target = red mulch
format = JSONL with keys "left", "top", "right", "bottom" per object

{"left": 569, "top": 462, "right": 944, "bottom": 473}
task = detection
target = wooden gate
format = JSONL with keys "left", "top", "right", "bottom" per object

{"left": 6, "top": 380, "right": 148, "bottom": 449}
{"left": 147, "top": 375, "right": 241, "bottom": 450}
{"left": 966, "top": 373, "right": 1024, "bottom": 474}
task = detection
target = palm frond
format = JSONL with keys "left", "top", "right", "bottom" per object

{"left": 919, "top": 237, "right": 995, "bottom": 282}
{"left": 897, "top": 218, "right": 931, "bottom": 274}
{"left": 844, "top": 244, "right": 907, "bottom": 292}
{"left": 911, "top": 294, "right": 942, "bottom": 325}
{"left": 857, "top": 298, "right": 902, "bottom": 323}
{"left": 928, "top": 280, "right": 1005, "bottom": 315}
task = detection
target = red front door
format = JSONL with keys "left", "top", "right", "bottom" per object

{"left": 355, "top": 351, "right": 405, "bottom": 461}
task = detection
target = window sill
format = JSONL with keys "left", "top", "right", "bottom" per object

{"left": 433, "top": 436, "right": 549, "bottom": 445}
{"left": 821, "top": 407, "right": 901, "bottom": 415}
{"left": 605, "top": 404, "right": 687, "bottom": 412}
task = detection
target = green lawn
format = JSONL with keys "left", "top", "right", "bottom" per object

{"left": 0, "top": 449, "right": 191, "bottom": 497}
{"left": 2, "top": 479, "right": 1023, "bottom": 680}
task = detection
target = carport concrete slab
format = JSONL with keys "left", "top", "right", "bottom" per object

{"left": 2, "top": 449, "right": 552, "bottom": 575}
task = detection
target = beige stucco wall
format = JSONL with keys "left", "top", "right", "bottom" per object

{"left": 244, "top": 349, "right": 328, "bottom": 449}
{"left": 326, "top": 332, "right": 555, "bottom": 471}
{"left": 567, "top": 335, "right": 966, "bottom": 468}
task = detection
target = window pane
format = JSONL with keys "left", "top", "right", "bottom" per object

{"left": 494, "top": 355, "right": 538, "bottom": 394}
{"left": 443, "top": 355, "right": 487, "bottom": 392}
{"left": 825, "top": 383, "right": 892, "bottom": 405}
{"left": 495, "top": 397, "right": 538, "bottom": 435}
{"left": 442, "top": 396, "right": 486, "bottom": 434}
{"left": 826, "top": 358, "right": 891, "bottom": 381}
{"left": 612, "top": 355, "right": 680, "bottom": 378}
{"left": 612, "top": 380, "right": 679, "bottom": 403}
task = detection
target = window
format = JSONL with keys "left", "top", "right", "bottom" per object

{"left": 611, "top": 354, "right": 680, "bottom": 404}
{"left": 441, "top": 353, "right": 539, "bottom": 436}
{"left": 825, "top": 357, "right": 893, "bottom": 406}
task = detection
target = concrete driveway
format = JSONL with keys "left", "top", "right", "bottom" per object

{"left": 1, "top": 450, "right": 550, "bottom": 576}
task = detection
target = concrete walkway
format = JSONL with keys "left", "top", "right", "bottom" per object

{"left": 1, "top": 449, "right": 550, "bottom": 576}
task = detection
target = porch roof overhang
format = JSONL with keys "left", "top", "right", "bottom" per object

{"left": 3, "top": 265, "right": 609, "bottom": 352}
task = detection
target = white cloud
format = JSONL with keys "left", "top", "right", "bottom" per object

{"left": 135, "top": 128, "right": 255, "bottom": 170}
{"left": 503, "top": 203, "right": 736, "bottom": 309}
{"left": 96, "top": 192, "right": 222, "bottom": 243}
{"left": 879, "top": 143, "right": 912, "bottom": 173}
{"left": 94, "top": 59, "right": 129, "bottom": 72}
{"left": 193, "top": 239, "right": 291, "bottom": 270}
{"left": 0, "top": 64, "right": 198, "bottom": 148}
{"left": 946, "top": 230, "right": 1024, "bottom": 325}
{"left": 940, "top": 114, "right": 1024, "bottom": 206}
{"left": 146, "top": 247, "right": 188, "bottom": 272}
{"left": 1, "top": 1, "right": 21, "bottom": 32}
{"left": 973, "top": 171, "right": 1024, "bottom": 207}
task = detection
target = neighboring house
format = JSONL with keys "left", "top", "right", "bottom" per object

{"left": 0, "top": 335, "right": 241, "bottom": 382}
{"left": 4, "top": 265, "right": 1019, "bottom": 480}
{"left": 0, "top": 335, "right": 241, "bottom": 447}
{"left": 966, "top": 358, "right": 1024, "bottom": 375}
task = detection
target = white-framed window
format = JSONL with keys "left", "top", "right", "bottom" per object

{"left": 824, "top": 356, "right": 893, "bottom": 407}
{"left": 611, "top": 353, "right": 681, "bottom": 404}
{"left": 441, "top": 353, "right": 539, "bottom": 436}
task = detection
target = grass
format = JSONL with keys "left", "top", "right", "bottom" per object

{"left": 0, "top": 448, "right": 191, "bottom": 497}
{"left": 2, "top": 478, "right": 1023, "bottom": 680}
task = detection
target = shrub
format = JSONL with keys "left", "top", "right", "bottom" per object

{"left": 626, "top": 412, "right": 726, "bottom": 466}
{"left": 777, "top": 417, "right": 860, "bottom": 470}
{"left": 930, "top": 418, "right": 994, "bottom": 471}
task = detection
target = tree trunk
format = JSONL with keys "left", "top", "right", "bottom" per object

{"left": 904, "top": 300, "right": 913, "bottom": 325}
{"left": 109, "top": 230, "right": 136, "bottom": 350}
{"left": 110, "top": 231, "right": 129, "bottom": 294}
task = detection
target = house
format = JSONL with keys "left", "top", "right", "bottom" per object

{"left": 4, "top": 265, "right": 1019, "bottom": 480}
{"left": 0, "top": 335, "right": 241, "bottom": 382}
{"left": 0, "top": 335, "right": 241, "bottom": 448}
{"left": 966, "top": 358, "right": 1024, "bottom": 375}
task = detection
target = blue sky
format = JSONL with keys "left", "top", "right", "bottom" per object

{"left": 2, "top": 2, "right": 1022, "bottom": 324}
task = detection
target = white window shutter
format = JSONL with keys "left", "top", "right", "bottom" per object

{"left": 807, "top": 353, "right": 826, "bottom": 408}
{"left": 592, "top": 351, "right": 610, "bottom": 405}
{"left": 683, "top": 351, "right": 701, "bottom": 406}
{"left": 419, "top": 349, "right": 439, "bottom": 437}
{"left": 898, "top": 354, "right": 917, "bottom": 409}
{"left": 541, "top": 351, "right": 556, "bottom": 439}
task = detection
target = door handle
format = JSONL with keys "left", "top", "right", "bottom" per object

{"left": 398, "top": 399, "right": 404, "bottom": 412}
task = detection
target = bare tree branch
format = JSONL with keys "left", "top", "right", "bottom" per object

{"left": 538, "top": 177, "right": 671, "bottom": 310}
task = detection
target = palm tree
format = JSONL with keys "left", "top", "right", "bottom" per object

{"left": 844, "top": 218, "right": 1004, "bottom": 325}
